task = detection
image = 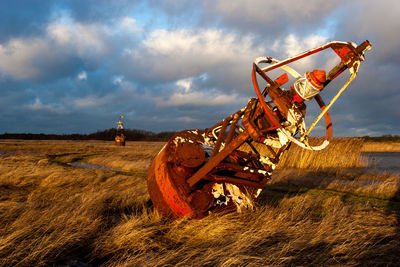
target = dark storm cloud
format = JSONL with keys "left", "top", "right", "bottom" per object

{"left": 59, "top": 0, "right": 136, "bottom": 22}
{"left": 202, "top": 0, "right": 343, "bottom": 38}
{"left": 0, "top": 0, "right": 399, "bottom": 136}
{"left": 337, "top": 0, "right": 400, "bottom": 64}
{"left": 145, "top": 0, "right": 341, "bottom": 38}
{"left": 0, "top": 1, "right": 136, "bottom": 42}
{"left": 326, "top": 0, "right": 400, "bottom": 136}
{"left": 0, "top": 0, "right": 54, "bottom": 42}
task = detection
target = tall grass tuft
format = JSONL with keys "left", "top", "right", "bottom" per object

{"left": 240, "top": 138, "right": 366, "bottom": 169}
{"left": 362, "top": 142, "right": 400, "bottom": 152}
{"left": 1, "top": 140, "right": 399, "bottom": 266}
{"left": 278, "top": 138, "right": 366, "bottom": 169}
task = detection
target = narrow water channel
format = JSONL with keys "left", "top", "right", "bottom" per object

{"left": 362, "top": 152, "right": 400, "bottom": 174}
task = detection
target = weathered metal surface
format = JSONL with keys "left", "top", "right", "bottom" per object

{"left": 147, "top": 130, "right": 214, "bottom": 218}
{"left": 115, "top": 135, "right": 126, "bottom": 146}
{"left": 147, "top": 40, "right": 372, "bottom": 219}
{"left": 115, "top": 115, "right": 126, "bottom": 146}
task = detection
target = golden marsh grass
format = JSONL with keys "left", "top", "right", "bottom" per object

{"left": 362, "top": 142, "right": 400, "bottom": 152}
{"left": 278, "top": 137, "right": 366, "bottom": 169}
{"left": 0, "top": 139, "right": 399, "bottom": 266}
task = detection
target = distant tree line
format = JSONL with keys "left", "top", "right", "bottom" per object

{"left": 0, "top": 128, "right": 176, "bottom": 141}
{"left": 362, "top": 135, "right": 400, "bottom": 143}
{"left": 1, "top": 131, "right": 399, "bottom": 143}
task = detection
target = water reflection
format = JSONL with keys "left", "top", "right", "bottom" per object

{"left": 362, "top": 152, "right": 400, "bottom": 174}
{"left": 70, "top": 161, "right": 122, "bottom": 172}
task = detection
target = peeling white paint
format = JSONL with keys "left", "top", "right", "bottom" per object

{"left": 255, "top": 188, "right": 263, "bottom": 197}
{"left": 211, "top": 183, "right": 254, "bottom": 212}
{"left": 225, "top": 183, "right": 254, "bottom": 212}
{"left": 277, "top": 129, "right": 289, "bottom": 145}
{"left": 263, "top": 138, "right": 282, "bottom": 149}
{"left": 258, "top": 170, "right": 267, "bottom": 175}
{"left": 202, "top": 143, "right": 213, "bottom": 157}
{"left": 260, "top": 156, "right": 276, "bottom": 170}
{"left": 157, "top": 144, "right": 167, "bottom": 156}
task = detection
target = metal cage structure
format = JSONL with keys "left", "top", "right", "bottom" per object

{"left": 147, "top": 40, "right": 372, "bottom": 219}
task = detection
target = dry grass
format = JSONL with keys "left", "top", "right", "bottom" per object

{"left": 362, "top": 142, "right": 400, "bottom": 152}
{"left": 85, "top": 142, "right": 164, "bottom": 172}
{"left": 1, "top": 139, "right": 400, "bottom": 266}
{"left": 278, "top": 138, "right": 366, "bottom": 169}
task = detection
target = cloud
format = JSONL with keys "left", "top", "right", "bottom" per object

{"left": 26, "top": 97, "right": 67, "bottom": 114}
{"left": 1, "top": 1, "right": 399, "bottom": 136}
{"left": 176, "top": 116, "right": 199, "bottom": 123}
{"left": 0, "top": 16, "right": 141, "bottom": 81}
{"left": 154, "top": 89, "right": 244, "bottom": 107}
{"left": 121, "top": 28, "right": 335, "bottom": 98}
{"left": 0, "top": 1, "right": 54, "bottom": 42}
{"left": 0, "top": 38, "right": 50, "bottom": 79}
{"left": 152, "top": 77, "right": 246, "bottom": 107}
{"left": 123, "top": 28, "right": 265, "bottom": 85}
{"left": 60, "top": 0, "right": 139, "bottom": 23}
{"left": 209, "top": 0, "right": 340, "bottom": 22}
{"left": 72, "top": 95, "right": 108, "bottom": 109}
{"left": 335, "top": 0, "right": 400, "bottom": 64}
{"left": 112, "top": 75, "right": 124, "bottom": 85}
{"left": 275, "top": 34, "right": 329, "bottom": 57}
{"left": 0, "top": 1, "right": 139, "bottom": 43}
{"left": 200, "top": 0, "right": 344, "bottom": 38}
{"left": 77, "top": 71, "right": 87, "bottom": 80}
{"left": 47, "top": 20, "right": 110, "bottom": 56}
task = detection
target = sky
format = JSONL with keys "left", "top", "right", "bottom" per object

{"left": 0, "top": 0, "right": 399, "bottom": 136}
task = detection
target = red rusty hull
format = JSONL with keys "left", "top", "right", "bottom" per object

{"left": 115, "top": 136, "right": 126, "bottom": 146}
{"left": 146, "top": 40, "right": 372, "bottom": 220}
{"left": 147, "top": 130, "right": 214, "bottom": 219}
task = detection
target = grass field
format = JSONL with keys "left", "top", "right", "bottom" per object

{"left": 1, "top": 139, "right": 400, "bottom": 266}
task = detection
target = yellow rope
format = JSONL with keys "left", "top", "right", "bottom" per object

{"left": 303, "top": 66, "right": 358, "bottom": 138}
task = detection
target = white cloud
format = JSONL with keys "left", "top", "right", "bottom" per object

{"left": 77, "top": 71, "right": 87, "bottom": 80}
{"left": 47, "top": 22, "right": 109, "bottom": 56}
{"left": 127, "top": 28, "right": 266, "bottom": 85}
{"left": 26, "top": 97, "right": 66, "bottom": 114}
{"left": 204, "top": 0, "right": 341, "bottom": 26}
{"left": 155, "top": 90, "right": 244, "bottom": 107}
{"left": 153, "top": 77, "right": 246, "bottom": 107}
{"left": 176, "top": 78, "right": 192, "bottom": 93}
{"left": 112, "top": 75, "right": 124, "bottom": 85}
{"left": 0, "top": 15, "right": 141, "bottom": 80}
{"left": 266, "top": 33, "right": 333, "bottom": 76}
{"left": 125, "top": 27, "right": 336, "bottom": 96}
{"left": 118, "top": 17, "right": 141, "bottom": 33}
{"left": 176, "top": 116, "right": 199, "bottom": 123}
{"left": 348, "top": 127, "right": 378, "bottom": 137}
{"left": 73, "top": 95, "right": 110, "bottom": 109}
{"left": 279, "top": 34, "right": 328, "bottom": 57}
{"left": 71, "top": 80, "right": 142, "bottom": 110}
{"left": 0, "top": 38, "right": 50, "bottom": 79}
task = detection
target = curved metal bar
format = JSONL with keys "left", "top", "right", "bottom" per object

{"left": 260, "top": 41, "right": 350, "bottom": 73}
{"left": 251, "top": 63, "right": 281, "bottom": 129}
{"left": 254, "top": 55, "right": 335, "bottom": 151}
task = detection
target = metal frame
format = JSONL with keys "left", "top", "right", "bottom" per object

{"left": 147, "top": 40, "right": 372, "bottom": 219}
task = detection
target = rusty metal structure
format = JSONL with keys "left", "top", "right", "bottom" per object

{"left": 115, "top": 115, "right": 126, "bottom": 146}
{"left": 147, "top": 40, "right": 372, "bottom": 219}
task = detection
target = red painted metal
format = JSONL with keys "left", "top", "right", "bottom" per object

{"left": 147, "top": 40, "right": 371, "bottom": 219}
{"left": 251, "top": 63, "right": 281, "bottom": 130}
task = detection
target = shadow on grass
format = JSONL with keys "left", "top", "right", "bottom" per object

{"left": 258, "top": 169, "right": 400, "bottom": 211}
{"left": 256, "top": 168, "right": 400, "bottom": 265}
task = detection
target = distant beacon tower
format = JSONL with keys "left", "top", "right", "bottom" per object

{"left": 115, "top": 115, "right": 126, "bottom": 146}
